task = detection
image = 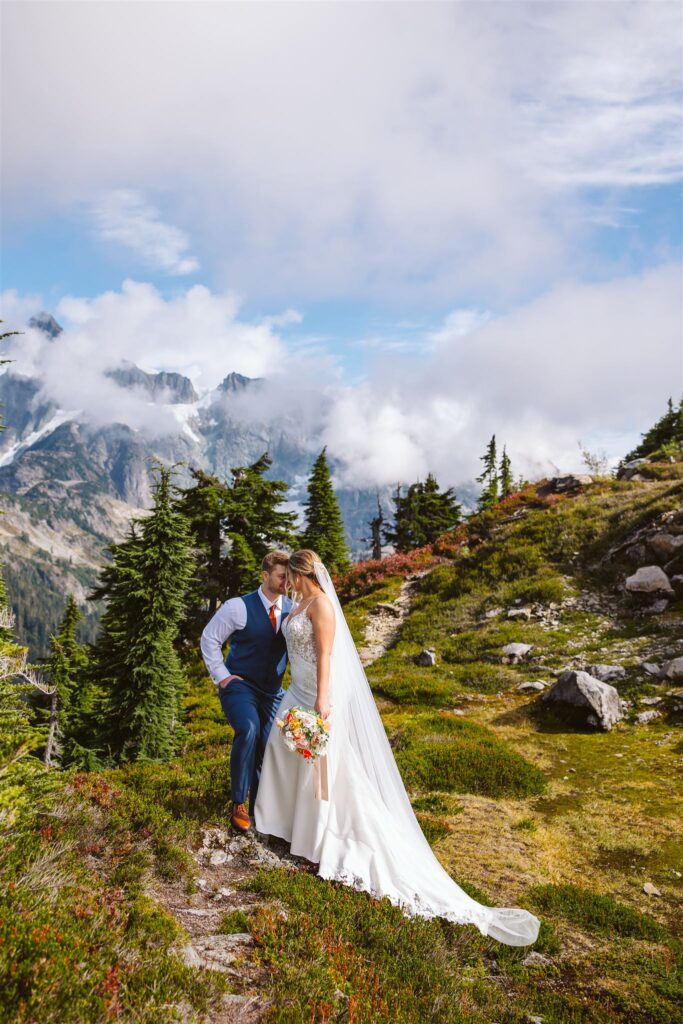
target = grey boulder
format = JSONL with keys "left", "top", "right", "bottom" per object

{"left": 542, "top": 670, "right": 624, "bottom": 731}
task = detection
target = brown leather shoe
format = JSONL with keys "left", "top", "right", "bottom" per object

{"left": 231, "top": 801, "right": 251, "bottom": 833}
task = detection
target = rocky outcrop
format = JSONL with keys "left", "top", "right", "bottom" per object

{"left": 535, "top": 474, "right": 593, "bottom": 497}
{"left": 542, "top": 669, "right": 624, "bottom": 730}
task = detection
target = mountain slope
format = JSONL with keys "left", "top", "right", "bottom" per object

{"left": 3, "top": 458, "right": 681, "bottom": 1023}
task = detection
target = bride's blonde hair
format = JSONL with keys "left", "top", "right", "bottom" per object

{"left": 288, "top": 549, "right": 323, "bottom": 596}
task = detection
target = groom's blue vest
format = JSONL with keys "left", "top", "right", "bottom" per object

{"left": 225, "top": 590, "right": 291, "bottom": 693}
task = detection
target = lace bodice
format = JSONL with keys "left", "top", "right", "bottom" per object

{"left": 283, "top": 610, "right": 317, "bottom": 665}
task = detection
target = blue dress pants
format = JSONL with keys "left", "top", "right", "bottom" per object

{"left": 218, "top": 677, "right": 285, "bottom": 815}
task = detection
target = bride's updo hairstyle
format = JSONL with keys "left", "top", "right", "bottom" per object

{"left": 288, "top": 549, "right": 323, "bottom": 595}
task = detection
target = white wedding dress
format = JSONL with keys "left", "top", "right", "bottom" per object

{"left": 254, "top": 565, "right": 541, "bottom": 947}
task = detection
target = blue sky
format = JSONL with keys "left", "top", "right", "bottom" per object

{"left": 1, "top": 1, "right": 681, "bottom": 486}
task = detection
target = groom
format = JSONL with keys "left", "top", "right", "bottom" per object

{"left": 200, "top": 550, "right": 293, "bottom": 834}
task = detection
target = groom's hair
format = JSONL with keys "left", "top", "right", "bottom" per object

{"left": 261, "top": 550, "right": 290, "bottom": 573}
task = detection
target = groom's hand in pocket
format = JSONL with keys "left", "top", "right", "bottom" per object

{"left": 218, "top": 674, "right": 241, "bottom": 691}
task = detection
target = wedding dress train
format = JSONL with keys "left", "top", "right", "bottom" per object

{"left": 254, "top": 566, "right": 540, "bottom": 947}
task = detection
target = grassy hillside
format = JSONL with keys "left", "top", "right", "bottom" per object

{"left": 2, "top": 463, "right": 682, "bottom": 1022}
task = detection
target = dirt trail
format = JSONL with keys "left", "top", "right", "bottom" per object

{"left": 152, "top": 827, "right": 307, "bottom": 1022}
{"left": 358, "top": 570, "right": 431, "bottom": 666}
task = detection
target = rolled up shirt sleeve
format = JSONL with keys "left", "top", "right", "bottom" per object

{"left": 200, "top": 597, "right": 246, "bottom": 685}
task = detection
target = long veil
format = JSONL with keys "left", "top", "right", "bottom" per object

{"left": 313, "top": 559, "right": 541, "bottom": 947}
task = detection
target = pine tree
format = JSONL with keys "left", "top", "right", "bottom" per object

{"left": 176, "top": 454, "right": 297, "bottom": 618}
{"left": 499, "top": 445, "right": 514, "bottom": 499}
{"left": 175, "top": 468, "right": 233, "bottom": 638}
{"left": 476, "top": 434, "right": 499, "bottom": 510}
{"left": 92, "top": 463, "right": 196, "bottom": 763}
{"left": 384, "top": 474, "right": 462, "bottom": 552}
{"left": 301, "top": 448, "right": 351, "bottom": 574}
{"left": 226, "top": 452, "right": 297, "bottom": 586}
{"left": 620, "top": 396, "right": 683, "bottom": 465}
{"left": 46, "top": 595, "right": 93, "bottom": 767}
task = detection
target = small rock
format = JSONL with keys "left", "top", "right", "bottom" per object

{"left": 584, "top": 664, "right": 625, "bottom": 683}
{"left": 662, "top": 656, "right": 683, "bottom": 680}
{"left": 635, "top": 710, "right": 660, "bottom": 724}
{"left": 501, "top": 642, "right": 533, "bottom": 664}
{"left": 642, "top": 662, "right": 661, "bottom": 676}
{"left": 507, "top": 607, "right": 532, "bottom": 620}
{"left": 484, "top": 607, "right": 503, "bottom": 618}
{"left": 416, "top": 649, "right": 437, "bottom": 667}
{"left": 641, "top": 599, "right": 669, "bottom": 615}
{"left": 640, "top": 696, "right": 662, "bottom": 706}
{"left": 517, "top": 681, "right": 547, "bottom": 693}
{"left": 643, "top": 882, "right": 661, "bottom": 896}
{"left": 209, "top": 850, "right": 230, "bottom": 866}
{"left": 624, "top": 566, "right": 674, "bottom": 596}
{"left": 183, "top": 943, "right": 202, "bottom": 967}
{"left": 371, "top": 603, "right": 402, "bottom": 617}
{"left": 521, "top": 952, "right": 552, "bottom": 967}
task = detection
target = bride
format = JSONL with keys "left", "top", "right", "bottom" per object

{"left": 254, "top": 548, "right": 540, "bottom": 946}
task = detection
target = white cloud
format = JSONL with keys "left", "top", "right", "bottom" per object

{"left": 2, "top": 2, "right": 680, "bottom": 302}
{"left": 0, "top": 279, "right": 290, "bottom": 435}
{"left": 1, "top": 264, "right": 680, "bottom": 490}
{"left": 89, "top": 188, "right": 199, "bottom": 275}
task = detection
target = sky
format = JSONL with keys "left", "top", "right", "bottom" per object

{"left": 1, "top": 0, "right": 682, "bottom": 490}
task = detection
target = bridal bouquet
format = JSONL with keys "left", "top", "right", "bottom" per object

{"left": 275, "top": 706, "right": 330, "bottom": 761}
{"left": 275, "top": 706, "right": 331, "bottom": 801}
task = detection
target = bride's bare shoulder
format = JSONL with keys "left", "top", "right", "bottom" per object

{"left": 308, "top": 590, "right": 334, "bottom": 622}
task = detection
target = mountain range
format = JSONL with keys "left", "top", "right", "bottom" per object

{"left": 0, "top": 312, "right": 482, "bottom": 657}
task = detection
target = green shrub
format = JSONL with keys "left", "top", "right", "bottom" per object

{"left": 393, "top": 714, "right": 546, "bottom": 799}
{"left": 529, "top": 883, "right": 668, "bottom": 940}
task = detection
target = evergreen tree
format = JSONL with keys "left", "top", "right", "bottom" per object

{"left": 476, "top": 434, "right": 499, "bottom": 510}
{"left": 176, "top": 454, "right": 297, "bottom": 621}
{"left": 620, "top": 396, "right": 683, "bottom": 465}
{"left": 499, "top": 445, "right": 514, "bottom": 499}
{"left": 46, "top": 595, "right": 93, "bottom": 767}
{"left": 226, "top": 452, "right": 297, "bottom": 586}
{"left": 175, "top": 468, "right": 233, "bottom": 638}
{"left": 301, "top": 448, "right": 351, "bottom": 574}
{"left": 384, "top": 473, "right": 462, "bottom": 552}
{"left": 91, "top": 463, "right": 195, "bottom": 763}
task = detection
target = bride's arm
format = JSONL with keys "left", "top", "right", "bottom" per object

{"left": 309, "top": 594, "right": 335, "bottom": 720}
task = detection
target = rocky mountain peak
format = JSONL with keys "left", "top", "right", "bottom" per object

{"left": 218, "top": 371, "right": 262, "bottom": 394}
{"left": 105, "top": 360, "right": 199, "bottom": 404}
{"left": 27, "top": 312, "right": 63, "bottom": 338}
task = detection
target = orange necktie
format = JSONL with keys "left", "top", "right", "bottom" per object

{"left": 268, "top": 603, "right": 278, "bottom": 631}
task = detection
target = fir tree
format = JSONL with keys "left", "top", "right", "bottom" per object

{"left": 620, "top": 396, "right": 683, "bottom": 465}
{"left": 384, "top": 474, "right": 462, "bottom": 552}
{"left": 175, "top": 468, "right": 233, "bottom": 637}
{"left": 476, "top": 434, "right": 499, "bottom": 510}
{"left": 499, "top": 445, "right": 514, "bottom": 499}
{"left": 300, "top": 448, "right": 351, "bottom": 574}
{"left": 226, "top": 452, "right": 297, "bottom": 586}
{"left": 176, "top": 454, "right": 297, "bottom": 617}
{"left": 46, "top": 595, "right": 93, "bottom": 767}
{"left": 92, "top": 463, "right": 195, "bottom": 764}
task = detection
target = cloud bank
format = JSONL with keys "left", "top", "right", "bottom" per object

{"left": 3, "top": 1, "right": 681, "bottom": 303}
{"left": 2, "top": 263, "right": 679, "bottom": 487}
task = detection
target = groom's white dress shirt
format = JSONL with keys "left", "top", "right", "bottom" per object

{"left": 200, "top": 586, "right": 284, "bottom": 686}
